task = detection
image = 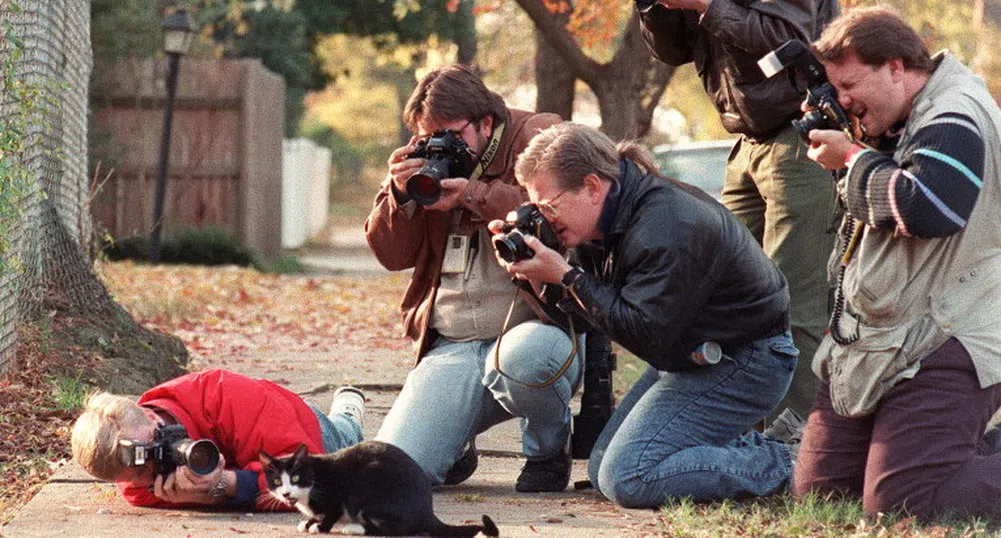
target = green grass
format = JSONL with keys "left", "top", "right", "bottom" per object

{"left": 259, "top": 255, "right": 308, "bottom": 274}
{"left": 51, "top": 376, "right": 88, "bottom": 411}
{"left": 612, "top": 347, "right": 645, "bottom": 398}
{"left": 658, "top": 493, "right": 999, "bottom": 537}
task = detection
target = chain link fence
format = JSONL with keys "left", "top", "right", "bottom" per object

{"left": 0, "top": 0, "right": 93, "bottom": 372}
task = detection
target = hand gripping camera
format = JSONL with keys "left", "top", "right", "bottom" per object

{"left": 406, "top": 129, "right": 478, "bottom": 206}
{"left": 492, "top": 203, "right": 561, "bottom": 263}
{"left": 119, "top": 424, "right": 221, "bottom": 477}
{"left": 757, "top": 39, "right": 853, "bottom": 141}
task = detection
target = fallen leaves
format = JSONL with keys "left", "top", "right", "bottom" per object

{"left": 0, "top": 329, "right": 77, "bottom": 524}
{"left": 97, "top": 261, "right": 411, "bottom": 362}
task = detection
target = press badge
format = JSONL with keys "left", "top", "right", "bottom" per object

{"left": 441, "top": 233, "right": 472, "bottom": 274}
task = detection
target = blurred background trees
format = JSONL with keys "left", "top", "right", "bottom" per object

{"left": 89, "top": 0, "right": 1001, "bottom": 212}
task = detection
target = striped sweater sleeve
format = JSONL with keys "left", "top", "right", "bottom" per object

{"left": 843, "top": 112, "right": 984, "bottom": 238}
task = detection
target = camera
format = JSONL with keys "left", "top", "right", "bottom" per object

{"left": 118, "top": 424, "right": 221, "bottom": 477}
{"left": 406, "top": 129, "right": 477, "bottom": 206}
{"left": 492, "top": 203, "right": 560, "bottom": 263}
{"left": 757, "top": 39, "right": 853, "bottom": 141}
{"left": 571, "top": 331, "right": 616, "bottom": 460}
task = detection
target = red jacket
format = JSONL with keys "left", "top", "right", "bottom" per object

{"left": 117, "top": 369, "right": 323, "bottom": 510}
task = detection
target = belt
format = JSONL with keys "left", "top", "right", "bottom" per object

{"left": 720, "top": 311, "right": 790, "bottom": 354}
{"left": 759, "top": 310, "right": 791, "bottom": 340}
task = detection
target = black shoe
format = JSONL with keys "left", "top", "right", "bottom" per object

{"left": 443, "top": 441, "right": 478, "bottom": 486}
{"left": 763, "top": 408, "right": 805, "bottom": 444}
{"left": 515, "top": 449, "right": 571, "bottom": 493}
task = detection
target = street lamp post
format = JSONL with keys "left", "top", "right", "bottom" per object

{"left": 150, "top": 9, "right": 195, "bottom": 264}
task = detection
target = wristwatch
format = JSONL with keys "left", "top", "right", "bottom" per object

{"left": 209, "top": 473, "right": 229, "bottom": 503}
{"left": 561, "top": 266, "right": 586, "bottom": 291}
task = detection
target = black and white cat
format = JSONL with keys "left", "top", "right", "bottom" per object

{"left": 260, "top": 441, "right": 499, "bottom": 537}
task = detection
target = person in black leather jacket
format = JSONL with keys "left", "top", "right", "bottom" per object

{"left": 489, "top": 122, "right": 799, "bottom": 508}
{"left": 638, "top": 0, "right": 839, "bottom": 424}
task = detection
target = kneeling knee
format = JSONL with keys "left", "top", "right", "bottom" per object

{"left": 864, "top": 482, "right": 933, "bottom": 519}
{"left": 596, "top": 465, "right": 656, "bottom": 509}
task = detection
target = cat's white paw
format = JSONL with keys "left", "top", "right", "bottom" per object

{"left": 297, "top": 520, "right": 322, "bottom": 534}
{"left": 340, "top": 523, "right": 365, "bottom": 535}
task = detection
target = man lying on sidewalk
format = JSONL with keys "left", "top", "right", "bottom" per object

{"left": 70, "top": 369, "right": 365, "bottom": 510}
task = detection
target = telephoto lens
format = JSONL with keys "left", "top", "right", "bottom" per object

{"left": 174, "top": 438, "right": 221, "bottom": 476}
{"left": 406, "top": 161, "right": 447, "bottom": 205}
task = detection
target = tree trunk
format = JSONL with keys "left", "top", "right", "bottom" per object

{"left": 590, "top": 16, "right": 676, "bottom": 139}
{"left": 514, "top": 0, "right": 676, "bottom": 140}
{"left": 455, "top": 0, "right": 478, "bottom": 67}
{"left": 534, "top": 9, "right": 575, "bottom": 119}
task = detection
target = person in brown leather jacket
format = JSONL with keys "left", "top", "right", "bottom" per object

{"left": 637, "top": 0, "right": 839, "bottom": 431}
{"left": 365, "top": 64, "right": 580, "bottom": 492}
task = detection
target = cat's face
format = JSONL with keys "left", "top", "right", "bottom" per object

{"left": 260, "top": 444, "right": 313, "bottom": 507}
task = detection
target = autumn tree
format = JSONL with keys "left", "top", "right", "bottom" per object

{"left": 299, "top": 0, "right": 483, "bottom": 153}
{"left": 513, "top": 0, "right": 675, "bottom": 140}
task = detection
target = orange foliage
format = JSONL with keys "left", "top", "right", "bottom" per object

{"left": 529, "top": 0, "right": 630, "bottom": 50}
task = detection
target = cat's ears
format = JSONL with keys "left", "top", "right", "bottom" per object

{"left": 258, "top": 443, "right": 310, "bottom": 465}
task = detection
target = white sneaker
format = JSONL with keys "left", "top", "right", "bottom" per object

{"left": 330, "top": 386, "right": 365, "bottom": 429}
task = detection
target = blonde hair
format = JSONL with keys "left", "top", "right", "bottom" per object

{"left": 71, "top": 392, "right": 149, "bottom": 480}
{"left": 515, "top": 122, "right": 659, "bottom": 190}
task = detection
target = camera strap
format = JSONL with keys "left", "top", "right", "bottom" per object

{"left": 467, "top": 121, "right": 505, "bottom": 182}
{"left": 492, "top": 288, "right": 579, "bottom": 389}
{"left": 829, "top": 216, "right": 863, "bottom": 345}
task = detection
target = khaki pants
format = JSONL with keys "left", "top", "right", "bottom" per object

{"left": 723, "top": 124, "right": 836, "bottom": 420}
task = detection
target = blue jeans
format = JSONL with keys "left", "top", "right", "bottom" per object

{"left": 587, "top": 332, "right": 797, "bottom": 508}
{"left": 310, "top": 404, "right": 364, "bottom": 453}
{"left": 376, "top": 320, "right": 582, "bottom": 485}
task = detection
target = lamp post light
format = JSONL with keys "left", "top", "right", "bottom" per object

{"left": 150, "top": 9, "right": 195, "bottom": 264}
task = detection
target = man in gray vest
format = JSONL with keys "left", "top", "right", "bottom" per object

{"left": 794, "top": 7, "right": 1001, "bottom": 520}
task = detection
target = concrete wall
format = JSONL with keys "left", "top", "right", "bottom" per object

{"left": 90, "top": 57, "right": 285, "bottom": 259}
{"left": 282, "top": 138, "right": 331, "bottom": 249}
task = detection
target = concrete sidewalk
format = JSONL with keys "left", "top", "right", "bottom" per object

{"left": 2, "top": 239, "right": 665, "bottom": 538}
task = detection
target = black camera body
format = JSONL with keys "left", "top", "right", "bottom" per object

{"left": 571, "top": 332, "right": 616, "bottom": 460}
{"left": 406, "top": 129, "right": 477, "bottom": 206}
{"left": 118, "top": 423, "right": 221, "bottom": 477}
{"left": 492, "top": 203, "right": 560, "bottom": 263}
{"left": 758, "top": 39, "right": 853, "bottom": 141}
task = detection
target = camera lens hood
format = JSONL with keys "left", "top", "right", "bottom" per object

{"left": 406, "top": 171, "right": 442, "bottom": 206}
{"left": 177, "top": 439, "right": 221, "bottom": 476}
{"left": 493, "top": 230, "right": 532, "bottom": 263}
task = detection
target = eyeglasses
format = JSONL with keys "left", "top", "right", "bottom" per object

{"left": 537, "top": 188, "right": 572, "bottom": 219}
{"left": 417, "top": 119, "right": 472, "bottom": 140}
